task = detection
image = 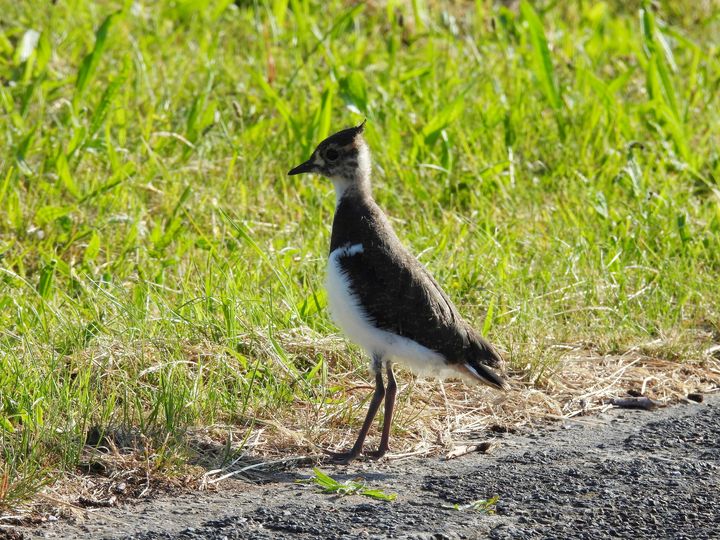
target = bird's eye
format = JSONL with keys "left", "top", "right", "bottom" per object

{"left": 325, "top": 148, "right": 339, "bottom": 161}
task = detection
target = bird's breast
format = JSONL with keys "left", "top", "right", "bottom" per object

{"left": 326, "top": 243, "right": 371, "bottom": 345}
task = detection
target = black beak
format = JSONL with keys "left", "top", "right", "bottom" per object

{"left": 288, "top": 158, "right": 315, "bottom": 176}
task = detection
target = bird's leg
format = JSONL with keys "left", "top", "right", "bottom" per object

{"left": 325, "top": 360, "right": 385, "bottom": 464}
{"left": 365, "top": 363, "right": 397, "bottom": 460}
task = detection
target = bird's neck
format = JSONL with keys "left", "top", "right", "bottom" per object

{"left": 332, "top": 175, "right": 372, "bottom": 207}
{"left": 332, "top": 142, "right": 372, "bottom": 207}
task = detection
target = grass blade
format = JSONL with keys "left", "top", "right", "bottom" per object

{"left": 520, "top": 1, "right": 564, "bottom": 138}
{"left": 641, "top": 8, "right": 680, "bottom": 122}
{"left": 55, "top": 152, "right": 81, "bottom": 199}
{"left": 74, "top": 11, "right": 123, "bottom": 108}
{"left": 37, "top": 260, "right": 57, "bottom": 300}
{"left": 89, "top": 73, "right": 126, "bottom": 136}
{"left": 339, "top": 72, "right": 368, "bottom": 116}
{"left": 317, "top": 85, "right": 334, "bottom": 141}
{"left": 640, "top": 6, "right": 686, "bottom": 157}
{"left": 423, "top": 95, "right": 465, "bottom": 146}
{"left": 307, "top": 468, "right": 397, "bottom": 501}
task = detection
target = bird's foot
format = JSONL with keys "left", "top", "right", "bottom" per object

{"left": 322, "top": 448, "right": 361, "bottom": 464}
{"left": 363, "top": 447, "right": 388, "bottom": 460}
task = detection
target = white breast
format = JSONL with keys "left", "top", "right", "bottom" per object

{"left": 326, "top": 244, "right": 457, "bottom": 378}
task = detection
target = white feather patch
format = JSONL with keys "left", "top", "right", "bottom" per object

{"left": 331, "top": 178, "right": 351, "bottom": 206}
{"left": 356, "top": 142, "right": 371, "bottom": 180}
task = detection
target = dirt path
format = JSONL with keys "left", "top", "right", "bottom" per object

{"left": 22, "top": 395, "right": 719, "bottom": 540}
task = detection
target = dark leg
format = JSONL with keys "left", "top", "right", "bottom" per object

{"left": 365, "top": 363, "right": 397, "bottom": 460}
{"left": 325, "top": 364, "right": 385, "bottom": 464}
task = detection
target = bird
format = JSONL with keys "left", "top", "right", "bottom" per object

{"left": 288, "top": 121, "right": 509, "bottom": 463}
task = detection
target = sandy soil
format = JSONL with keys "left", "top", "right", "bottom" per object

{"left": 17, "top": 394, "right": 719, "bottom": 540}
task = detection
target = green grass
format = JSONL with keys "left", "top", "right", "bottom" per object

{"left": 1, "top": 0, "right": 719, "bottom": 508}
{"left": 304, "top": 467, "right": 397, "bottom": 501}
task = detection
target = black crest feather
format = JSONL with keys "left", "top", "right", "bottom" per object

{"left": 321, "top": 121, "right": 366, "bottom": 148}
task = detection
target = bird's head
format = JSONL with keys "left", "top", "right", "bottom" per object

{"left": 288, "top": 121, "right": 370, "bottom": 188}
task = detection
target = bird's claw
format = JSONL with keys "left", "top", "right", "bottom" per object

{"left": 321, "top": 447, "right": 388, "bottom": 463}
{"left": 322, "top": 448, "right": 361, "bottom": 464}
{"left": 363, "top": 448, "right": 388, "bottom": 460}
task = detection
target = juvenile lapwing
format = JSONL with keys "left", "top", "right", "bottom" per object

{"left": 289, "top": 121, "right": 509, "bottom": 463}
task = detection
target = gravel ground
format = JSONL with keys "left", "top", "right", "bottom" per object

{"left": 21, "top": 395, "right": 719, "bottom": 540}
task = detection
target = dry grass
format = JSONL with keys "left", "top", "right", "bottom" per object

{"left": 309, "top": 347, "right": 720, "bottom": 457}
{"left": 6, "top": 337, "right": 718, "bottom": 524}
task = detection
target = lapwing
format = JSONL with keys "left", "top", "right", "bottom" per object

{"left": 288, "top": 121, "right": 509, "bottom": 463}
